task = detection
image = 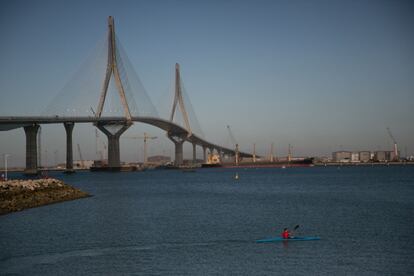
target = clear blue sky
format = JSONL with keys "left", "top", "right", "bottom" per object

{"left": 1, "top": 0, "right": 413, "bottom": 166}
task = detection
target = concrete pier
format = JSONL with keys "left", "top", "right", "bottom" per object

{"left": 202, "top": 146, "right": 207, "bottom": 163}
{"left": 174, "top": 141, "right": 184, "bottom": 165}
{"left": 23, "top": 124, "right": 40, "bottom": 175}
{"left": 63, "top": 122, "right": 75, "bottom": 173}
{"left": 96, "top": 123, "right": 130, "bottom": 169}
{"left": 192, "top": 143, "right": 197, "bottom": 163}
{"left": 168, "top": 133, "right": 186, "bottom": 166}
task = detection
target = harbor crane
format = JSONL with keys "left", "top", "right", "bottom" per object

{"left": 227, "top": 125, "right": 240, "bottom": 165}
{"left": 227, "top": 125, "right": 238, "bottom": 147}
{"left": 386, "top": 127, "right": 399, "bottom": 161}
{"left": 269, "top": 143, "right": 275, "bottom": 162}
{"left": 288, "top": 144, "right": 292, "bottom": 162}
{"left": 124, "top": 133, "right": 157, "bottom": 164}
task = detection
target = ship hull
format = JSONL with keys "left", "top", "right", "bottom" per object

{"left": 214, "top": 158, "right": 314, "bottom": 169}
{"left": 201, "top": 163, "right": 222, "bottom": 168}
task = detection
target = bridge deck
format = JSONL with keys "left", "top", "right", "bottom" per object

{"left": 0, "top": 116, "right": 254, "bottom": 158}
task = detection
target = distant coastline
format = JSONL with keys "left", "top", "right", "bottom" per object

{"left": 313, "top": 161, "right": 414, "bottom": 166}
{"left": 3, "top": 160, "right": 414, "bottom": 173}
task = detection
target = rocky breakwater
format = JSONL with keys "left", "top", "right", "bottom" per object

{"left": 0, "top": 178, "right": 90, "bottom": 215}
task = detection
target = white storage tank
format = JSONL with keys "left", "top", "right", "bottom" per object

{"left": 359, "top": 151, "right": 371, "bottom": 162}
{"left": 351, "top": 152, "right": 360, "bottom": 162}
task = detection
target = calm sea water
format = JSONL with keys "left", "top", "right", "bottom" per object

{"left": 0, "top": 166, "right": 413, "bottom": 275}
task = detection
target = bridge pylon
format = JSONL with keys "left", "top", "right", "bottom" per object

{"left": 94, "top": 16, "right": 133, "bottom": 169}
{"left": 170, "top": 63, "right": 192, "bottom": 137}
{"left": 168, "top": 63, "right": 193, "bottom": 165}
{"left": 96, "top": 16, "right": 132, "bottom": 122}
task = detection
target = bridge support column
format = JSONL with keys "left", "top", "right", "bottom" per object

{"left": 192, "top": 143, "right": 197, "bottom": 164}
{"left": 168, "top": 133, "right": 186, "bottom": 166}
{"left": 217, "top": 149, "right": 223, "bottom": 163}
{"left": 64, "top": 122, "right": 75, "bottom": 173}
{"left": 175, "top": 141, "right": 184, "bottom": 166}
{"left": 97, "top": 123, "right": 131, "bottom": 170}
{"left": 24, "top": 124, "right": 40, "bottom": 175}
{"left": 202, "top": 146, "right": 207, "bottom": 163}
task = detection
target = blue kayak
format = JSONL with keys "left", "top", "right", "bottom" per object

{"left": 256, "top": 236, "right": 320, "bottom": 243}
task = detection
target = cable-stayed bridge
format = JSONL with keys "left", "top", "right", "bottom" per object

{"left": 0, "top": 17, "right": 253, "bottom": 174}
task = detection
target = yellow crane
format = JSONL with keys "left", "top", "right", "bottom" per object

{"left": 124, "top": 133, "right": 157, "bottom": 164}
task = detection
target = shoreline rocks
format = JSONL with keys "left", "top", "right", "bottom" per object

{"left": 0, "top": 178, "right": 90, "bottom": 215}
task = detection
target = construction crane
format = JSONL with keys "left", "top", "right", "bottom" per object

{"left": 227, "top": 125, "right": 237, "bottom": 147}
{"left": 269, "top": 142, "right": 275, "bottom": 162}
{"left": 124, "top": 133, "right": 157, "bottom": 164}
{"left": 77, "top": 144, "right": 85, "bottom": 169}
{"left": 253, "top": 143, "right": 256, "bottom": 163}
{"left": 386, "top": 127, "right": 399, "bottom": 161}
{"left": 288, "top": 144, "right": 292, "bottom": 162}
{"left": 97, "top": 141, "right": 107, "bottom": 165}
{"left": 95, "top": 129, "right": 108, "bottom": 164}
{"left": 226, "top": 125, "right": 240, "bottom": 165}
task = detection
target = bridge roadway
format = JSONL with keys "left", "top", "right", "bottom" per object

{"left": 0, "top": 116, "right": 253, "bottom": 173}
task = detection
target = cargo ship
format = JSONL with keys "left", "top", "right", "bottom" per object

{"left": 201, "top": 153, "right": 314, "bottom": 169}
{"left": 156, "top": 162, "right": 201, "bottom": 170}
{"left": 202, "top": 142, "right": 314, "bottom": 168}
{"left": 89, "top": 165, "right": 142, "bottom": 172}
{"left": 221, "top": 157, "right": 314, "bottom": 168}
{"left": 89, "top": 160, "right": 145, "bottom": 172}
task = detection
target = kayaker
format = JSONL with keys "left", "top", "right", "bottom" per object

{"left": 281, "top": 228, "right": 291, "bottom": 239}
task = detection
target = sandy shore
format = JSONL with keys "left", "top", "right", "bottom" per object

{"left": 0, "top": 178, "right": 90, "bottom": 215}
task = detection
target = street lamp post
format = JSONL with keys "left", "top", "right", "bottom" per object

{"left": 4, "top": 154, "right": 10, "bottom": 181}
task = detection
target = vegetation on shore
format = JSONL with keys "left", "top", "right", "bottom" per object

{"left": 0, "top": 178, "right": 90, "bottom": 215}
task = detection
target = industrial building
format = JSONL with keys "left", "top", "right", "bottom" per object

{"left": 351, "top": 152, "right": 359, "bottom": 162}
{"left": 332, "top": 151, "right": 352, "bottom": 162}
{"left": 359, "top": 151, "right": 371, "bottom": 162}
{"left": 374, "top": 151, "right": 387, "bottom": 162}
{"left": 332, "top": 128, "right": 401, "bottom": 163}
{"left": 333, "top": 150, "right": 400, "bottom": 163}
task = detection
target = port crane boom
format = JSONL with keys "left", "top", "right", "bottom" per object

{"left": 226, "top": 125, "right": 240, "bottom": 165}
{"left": 226, "top": 125, "right": 238, "bottom": 147}
{"left": 386, "top": 127, "right": 399, "bottom": 161}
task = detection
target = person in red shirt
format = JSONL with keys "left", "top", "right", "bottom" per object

{"left": 281, "top": 228, "right": 291, "bottom": 239}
